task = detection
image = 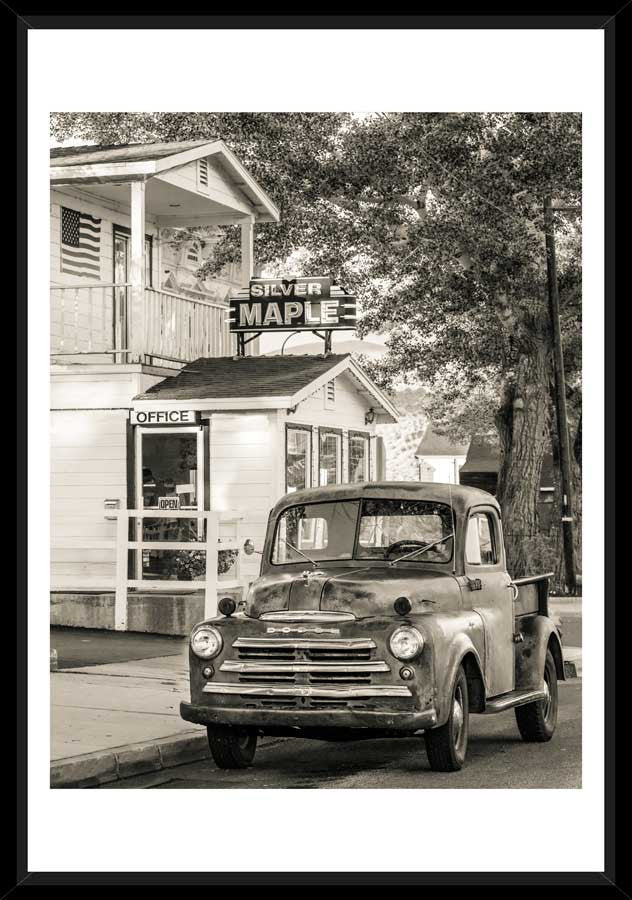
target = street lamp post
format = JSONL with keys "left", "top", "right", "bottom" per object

{"left": 544, "top": 196, "right": 578, "bottom": 594}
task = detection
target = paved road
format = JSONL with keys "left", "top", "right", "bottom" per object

{"left": 102, "top": 681, "right": 581, "bottom": 790}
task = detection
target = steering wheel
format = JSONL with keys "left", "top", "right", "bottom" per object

{"left": 384, "top": 539, "right": 429, "bottom": 557}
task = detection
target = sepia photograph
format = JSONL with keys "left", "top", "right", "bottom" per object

{"left": 10, "top": 11, "right": 617, "bottom": 884}
{"left": 48, "top": 110, "right": 583, "bottom": 790}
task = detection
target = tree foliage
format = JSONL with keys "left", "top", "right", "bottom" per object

{"left": 51, "top": 112, "right": 582, "bottom": 578}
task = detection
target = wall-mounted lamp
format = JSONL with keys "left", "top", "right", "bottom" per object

{"left": 365, "top": 408, "right": 376, "bottom": 426}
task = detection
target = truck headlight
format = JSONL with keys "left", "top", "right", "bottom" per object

{"left": 389, "top": 626, "right": 424, "bottom": 661}
{"left": 190, "top": 626, "right": 223, "bottom": 659}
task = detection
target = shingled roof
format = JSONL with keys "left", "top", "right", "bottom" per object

{"left": 460, "top": 436, "right": 555, "bottom": 490}
{"left": 415, "top": 425, "right": 469, "bottom": 457}
{"left": 133, "top": 353, "right": 399, "bottom": 422}
{"left": 50, "top": 139, "right": 216, "bottom": 167}
{"left": 136, "top": 354, "right": 349, "bottom": 401}
{"left": 459, "top": 435, "right": 500, "bottom": 474}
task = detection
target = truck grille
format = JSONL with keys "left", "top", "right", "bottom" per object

{"left": 222, "top": 636, "right": 388, "bottom": 686}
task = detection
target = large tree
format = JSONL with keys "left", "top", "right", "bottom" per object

{"left": 51, "top": 112, "right": 582, "bottom": 578}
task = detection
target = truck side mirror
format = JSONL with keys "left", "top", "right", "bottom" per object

{"left": 243, "top": 539, "right": 261, "bottom": 556}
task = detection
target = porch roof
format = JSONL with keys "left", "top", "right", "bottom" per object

{"left": 133, "top": 353, "right": 399, "bottom": 423}
{"left": 50, "top": 139, "right": 280, "bottom": 224}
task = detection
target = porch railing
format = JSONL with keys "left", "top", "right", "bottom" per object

{"left": 51, "top": 282, "right": 131, "bottom": 360}
{"left": 51, "top": 283, "right": 243, "bottom": 364}
{"left": 144, "top": 287, "right": 234, "bottom": 362}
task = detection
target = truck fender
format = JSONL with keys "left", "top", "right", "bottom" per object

{"left": 515, "top": 615, "right": 566, "bottom": 691}
{"left": 435, "top": 633, "right": 487, "bottom": 726}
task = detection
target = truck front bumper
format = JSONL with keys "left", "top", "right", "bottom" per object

{"left": 181, "top": 689, "right": 438, "bottom": 732}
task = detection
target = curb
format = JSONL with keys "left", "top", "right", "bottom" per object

{"left": 50, "top": 732, "right": 285, "bottom": 788}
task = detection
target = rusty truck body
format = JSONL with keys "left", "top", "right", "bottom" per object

{"left": 181, "top": 482, "right": 564, "bottom": 771}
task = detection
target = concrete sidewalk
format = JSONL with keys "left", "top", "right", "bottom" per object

{"left": 50, "top": 642, "right": 211, "bottom": 787}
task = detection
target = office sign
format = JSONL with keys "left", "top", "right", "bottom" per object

{"left": 229, "top": 277, "right": 357, "bottom": 333}
{"left": 131, "top": 410, "right": 198, "bottom": 426}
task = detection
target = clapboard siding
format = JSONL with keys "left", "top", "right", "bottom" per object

{"left": 51, "top": 369, "right": 164, "bottom": 409}
{"left": 51, "top": 409, "right": 128, "bottom": 589}
{"left": 293, "top": 373, "right": 373, "bottom": 429}
{"left": 52, "top": 458, "right": 129, "bottom": 474}
{"left": 157, "top": 161, "right": 250, "bottom": 213}
{"left": 53, "top": 471, "right": 127, "bottom": 485}
{"left": 210, "top": 412, "right": 276, "bottom": 580}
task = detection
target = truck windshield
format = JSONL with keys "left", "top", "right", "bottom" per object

{"left": 271, "top": 498, "right": 454, "bottom": 565}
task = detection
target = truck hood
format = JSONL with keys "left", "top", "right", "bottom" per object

{"left": 245, "top": 566, "right": 461, "bottom": 619}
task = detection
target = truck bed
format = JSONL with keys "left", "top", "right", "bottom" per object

{"left": 512, "top": 572, "right": 555, "bottom": 618}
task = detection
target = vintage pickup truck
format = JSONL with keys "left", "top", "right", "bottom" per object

{"left": 180, "top": 482, "right": 564, "bottom": 771}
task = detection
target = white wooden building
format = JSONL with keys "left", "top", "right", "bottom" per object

{"left": 50, "top": 140, "right": 398, "bottom": 635}
{"left": 414, "top": 425, "right": 469, "bottom": 484}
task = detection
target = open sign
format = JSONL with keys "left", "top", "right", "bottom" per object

{"left": 158, "top": 496, "right": 180, "bottom": 511}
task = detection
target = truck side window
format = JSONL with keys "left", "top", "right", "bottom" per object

{"left": 465, "top": 512, "right": 497, "bottom": 565}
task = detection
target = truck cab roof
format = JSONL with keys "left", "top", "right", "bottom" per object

{"left": 272, "top": 481, "right": 500, "bottom": 519}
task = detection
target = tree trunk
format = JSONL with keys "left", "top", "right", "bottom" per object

{"left": 550, "top": 415, "right": 582, "bottom": 593}
{"left": 496, "top": 333, "right": 552, "bottom": 578}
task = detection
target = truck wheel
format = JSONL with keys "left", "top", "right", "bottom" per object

{"left": 207, "top": 725, "right": 257, "bottom": 769}
{"left": 424, "top": 666, "right": 469, "bottom": 771}
{"left": 515, "top": 649, "right": 558, "bottom": 742}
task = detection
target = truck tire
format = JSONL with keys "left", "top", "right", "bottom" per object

{"left": 207, "top": 725, "right": 257, "bottom": 769}
{"left": 515, "top": 649, "right": 558, "bottom": 742}
{"left": 424, "top": 665, "right": 469, "bottom": 771}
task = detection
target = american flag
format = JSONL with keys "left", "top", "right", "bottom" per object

{"left": 60, "top": 207, "right": 102, "bottom": 277}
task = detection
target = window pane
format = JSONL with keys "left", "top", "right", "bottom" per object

{"left": 357, "top": 499, "right": 453, "bottom": 562}
{"left": 465, "top": 518, "right": 482, "bottom": 564}
{"left": 140, "top": 432, "right": 201, "bottom": 580}
{"left": 319, "top": 432, "right": 341, "bottom": 485}
{"left": 114, "top": 235, "right": 128, "bottom": 283}
{"left": 465, "top": 513, "right": 497, "bottom": 565}
{"left": 349, "top": 434, "right": 368, "bottom": 482}
{"left": 140, "top": 547, "right": 207, "bottom": 582}
{"left": 272, "top": 501, "right": 358, "bottom": 564}
{"left": 145, "top": 238, "right": 152, "bottom": 287}
{"left": 286, "top": 429, "right": 310, "bottom": 492}
{"left": 142, "top": 433, "right": 198, "bottom": 510}
{"left": 477, "top": 515, "right": 496, "bottom": 564}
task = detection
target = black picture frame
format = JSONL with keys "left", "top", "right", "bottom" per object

{"left": 9, "top": 7, "right": 621, "bottom": 890}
